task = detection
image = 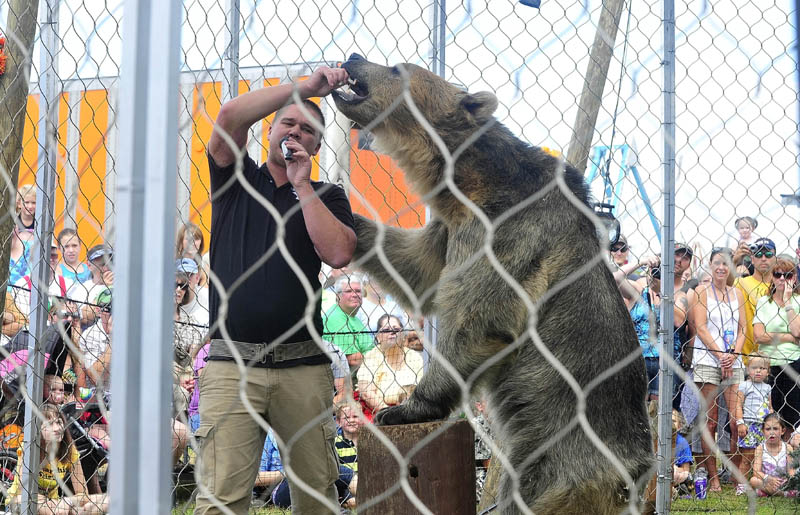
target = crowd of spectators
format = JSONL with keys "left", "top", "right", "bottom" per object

{"left": 0, "top": 183, "right": 437, "bottom": 511}
{"left": 611, "top": 216, "right": 800, "bottom": 499}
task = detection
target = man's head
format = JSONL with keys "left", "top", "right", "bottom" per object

{"left": 334, "top": 275, "right": 364, "bottom": 315}
{"left": 176, "top": 257, "right": 200, "bottom": 288}
{"left": 87, "top": 244, "right": 113, "bottom": 278}
{"left": 96, "top": 288, "right": 112, "bottom": 331}
{"left": 336, "top": 403, "right": 362, "bottom": 439}
{"left": 751, "top": 237, "right": 777, "bottom": 276}
{"left": 609, "top": 235, "right": 629, "bottom": 267}
{"left": 57, "top": 228, "right": 81, "bottom": 266}
{"left": 49, "top": 240, "right": 59, "bottom": 274}
{"left": 268, "top": 101, "right": 325, "bottom": 164}
{"left": 674, "top": 242, "right": 693, "bottom": 276}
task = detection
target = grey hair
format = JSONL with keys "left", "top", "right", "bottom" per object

{"left": 333, "top": 274, "right": 366, "bottom": 294}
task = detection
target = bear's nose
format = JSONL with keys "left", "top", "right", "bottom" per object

{"left": 347, "top": 53, "right": 364, "bottom": 62}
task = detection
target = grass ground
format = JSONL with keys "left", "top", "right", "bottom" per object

{"left": 671, "top": 484, "right": 800, "bottom": 514}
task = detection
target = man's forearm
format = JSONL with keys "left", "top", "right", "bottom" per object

{"left": 296, "top": 184, "right": 356, "bottom": 268}
{"left": 210, "top": 82, "right": 315, "bottom": 167}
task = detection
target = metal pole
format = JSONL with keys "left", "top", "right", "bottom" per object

{"left": 137, "top": 0, "right": 181, "bottom": 506}
{"left": 222, "top": 0, "right": 240, "bottom": 102}
{"left": 431, "top": 0, "right": 446, "bottom": 77}
{"left": 20, "top": 0, "right": 58, "bottom": 510}
{"left": 655, "top": 0, "right": 676, "bottom": 511}
{"left": 111, "top": 0, "right": 181, "bottom": 512}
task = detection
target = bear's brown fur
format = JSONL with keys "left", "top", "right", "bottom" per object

{"left": 333, "top": 53, "right": 652, "bottom": 514}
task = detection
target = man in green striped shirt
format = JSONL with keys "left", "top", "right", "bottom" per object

{"left": 323, "top": 275, "right": 374, "bottom": 370}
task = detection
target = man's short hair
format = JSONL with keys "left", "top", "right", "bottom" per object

{"left": 333, "top": 274, "right": 364, "bottom": 294}
{"left": 275, "top": 99, "right": 326, "bottom": 136}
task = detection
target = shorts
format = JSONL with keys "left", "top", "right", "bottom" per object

{"left": 693, "top": 364, "right": 744, "bottom": 386}
{"left": 738, "top": 421, "right": 765, "bottom": 449}
{"left": 644, "top": 357, "right": 660, "bottom": 396}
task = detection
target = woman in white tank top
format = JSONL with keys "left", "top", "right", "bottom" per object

{"left": 692, "top": 248, "right": 747, "bottom": 493}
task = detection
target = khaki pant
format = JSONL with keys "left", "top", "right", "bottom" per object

{"left": 193, "top": 360, "right": 339, "bottom": 514}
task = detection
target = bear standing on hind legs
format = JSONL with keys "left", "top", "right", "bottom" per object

{"left": 332, "top": 53, "right": 652, "bottom": 514}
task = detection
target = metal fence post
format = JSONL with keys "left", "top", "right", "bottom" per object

{"left": 20, "top": 0, "right": 58, "bottom": 511}
{"left": 223, "top": 0, "right": 240, "bottom": 102}
{"left": 110, "top": 0, "right": 181, "bottom": 512}
{"left": 655, "top": 0, "right": 676, "bottom": 511}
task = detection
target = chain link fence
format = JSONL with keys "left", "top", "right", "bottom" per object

{"left": 0, "top": 0, "right": 797, "bottom": 513}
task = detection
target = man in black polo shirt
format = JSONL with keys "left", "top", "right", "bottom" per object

{"left": 194, "top": 65, "right": 356, "bottom": 515}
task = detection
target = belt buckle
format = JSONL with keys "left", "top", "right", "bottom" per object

{"left": 258, "top": 342, "right": 274, "bottom": 365}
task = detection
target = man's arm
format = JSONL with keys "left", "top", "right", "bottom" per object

{"left": 295, "top": 185, "right": 356, "bottom": 268}
{"left": 208, "top": 66, "right": 350, "bottom": 168}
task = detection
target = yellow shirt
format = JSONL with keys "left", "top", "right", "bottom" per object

{"left": 7, "top": 445, "right": 80, "bottom": 500}
{"left": 735, "top": 275, "right": 771, "bottom": 360}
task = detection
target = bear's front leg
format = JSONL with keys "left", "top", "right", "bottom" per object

{"left": 352, "top": 214, "right": 448, "bottom": 313}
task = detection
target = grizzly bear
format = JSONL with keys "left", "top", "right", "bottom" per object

{"left": 332, "top": 53, "right": 652, "bottom": 514}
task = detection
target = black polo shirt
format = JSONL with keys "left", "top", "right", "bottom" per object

{"left": 207, "top": 152, "right": 355, "bottom": 368}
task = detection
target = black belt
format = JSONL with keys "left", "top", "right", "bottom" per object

{"left": 208, "top": 338, "right": 326, "bottom": 366}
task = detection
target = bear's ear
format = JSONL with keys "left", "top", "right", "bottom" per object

{"left": 460, "top": 91, "right": 498, "bottom": 123}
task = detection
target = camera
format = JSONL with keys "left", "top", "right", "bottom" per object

{"left": 58, "top": 310, "right": 79, "bottom": 320}
{"left": 749, "top": 243, "right": 758, "bottom": 253}
{"left": 649, "top": 266, "right": 661, "bottom": 280}
{"left": 280, "top": 136, "right": 293, "bottom": 161}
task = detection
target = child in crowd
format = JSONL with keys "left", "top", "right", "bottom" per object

{"left": 735, "top": 354, "right": 772, "bottom": 495}
{"left": 672, "top": 410, "right": 693, "bottom": 494}
{"left": 749, "top": 413, "right": 795, "bottom": 497}
{"left": 6, "top": 404, "right": 107, "bottom": 513}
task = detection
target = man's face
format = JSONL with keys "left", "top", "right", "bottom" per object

{"left": 89, "top": 255, "right": 112, "bottom": 277}
{"left": 268, "top": 104, "right": 323, "bottom": 162}
{"left": 753, "top": 247, "right": 776, "bottom": 275}
{"left": 49, "top": 246, "right": 59, "bottom": 273}
{"left": 674, "top": 250, "right": 691, "bottom": 276}
{"left": 337, "top": 281, "right": 363, "bottom": 314}
{"left": 60, "top": 235, "right": 81, "bottom": 265}
{"left": 609, "top": 242, "right": 629, "bottom": 266}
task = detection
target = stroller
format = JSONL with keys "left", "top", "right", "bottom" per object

{"left": 61, "top": 401, "right": 109, "bottom": 493}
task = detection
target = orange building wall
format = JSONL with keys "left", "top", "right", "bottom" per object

{"left": 18, "top": 79, "right": 424, "bottom": 260}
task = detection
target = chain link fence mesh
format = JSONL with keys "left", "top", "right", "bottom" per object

{"left": 0, "top": 0, "right": 797, "bottom": 513}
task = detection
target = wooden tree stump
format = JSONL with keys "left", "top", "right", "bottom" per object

{"left": 359, "top": 419, "right": 475, "bottom": 514}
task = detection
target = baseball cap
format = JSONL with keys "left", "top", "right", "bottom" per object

{"left": 752, "top": 238, "right": 776, "bottom": 252}
{"left": 95, "top": 288, "right": 112, "bottom": 310}
{"left": 175, "top": 258, "right": 199, "bottom": 275}
{"left": 674, "top": 242, "right": 693, "bottom": 257}
{"left": 87, "top": 244, "right": 112, "bottom": 263}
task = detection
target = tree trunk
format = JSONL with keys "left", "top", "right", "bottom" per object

{"left": 566, "top": 0, "right": 626, "bottom": 173}
{"left": 0, "top": 0, "right": 40, "bottom": 313}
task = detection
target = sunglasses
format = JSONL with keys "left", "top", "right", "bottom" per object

{"left": 773, "top": 271, "right": 795, "bottom": 280}
{"left": 754, "top": 250, "right": 775, "bottom": 258}
{"left": 100, "top": 305, "right": 111, "bottom": 313}
{"left": 175, "top": 282, "right": 189, "bottom": 291}
{"left": 610, "top": 245, "right": 628, "bottom": 252}
{"left": 712, "top": 247, "right": 733, "bottom": 255}
{"left": 379, "top": 327, "right": 400, "bottom": 334}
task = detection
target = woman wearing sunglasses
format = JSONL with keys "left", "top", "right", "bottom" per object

{"left": 357, "top": 314, "right": 423, "bottom": 420}
{"left": 753, "top": 258, "right": 800, "bottom": 432}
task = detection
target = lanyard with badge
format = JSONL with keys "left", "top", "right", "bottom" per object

{"left": 711, "top": 283, "right": 736, "bottom": 352}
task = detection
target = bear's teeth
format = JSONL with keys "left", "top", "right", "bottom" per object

{"left": 336, "top": 84, "right": 355, "bottom": 101}
{"left": 347, "top": 78, "right": 357, "bottom": 86}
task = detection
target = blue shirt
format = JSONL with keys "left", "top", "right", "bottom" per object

{"left": 674, "top": 434, "right": 692, "bottom": 467}
{"left": 630, "top": 286, "right": 660, "bottom": 358}
{"left": 8, "top": 241, "right": 31, "bottom": 289}
{"left": 259, "top": 430, "right": 283, "bottom": 472}
{"left": 58, "top": 262, "right": 91, "bottom": 284}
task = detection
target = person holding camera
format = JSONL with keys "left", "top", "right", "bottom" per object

{"left": 614, "top": 254, "right": 689, "bottom": 401}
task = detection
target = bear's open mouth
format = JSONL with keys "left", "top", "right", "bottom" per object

{"left": 333, "top": 77, "right": 368, "bottom": 104}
